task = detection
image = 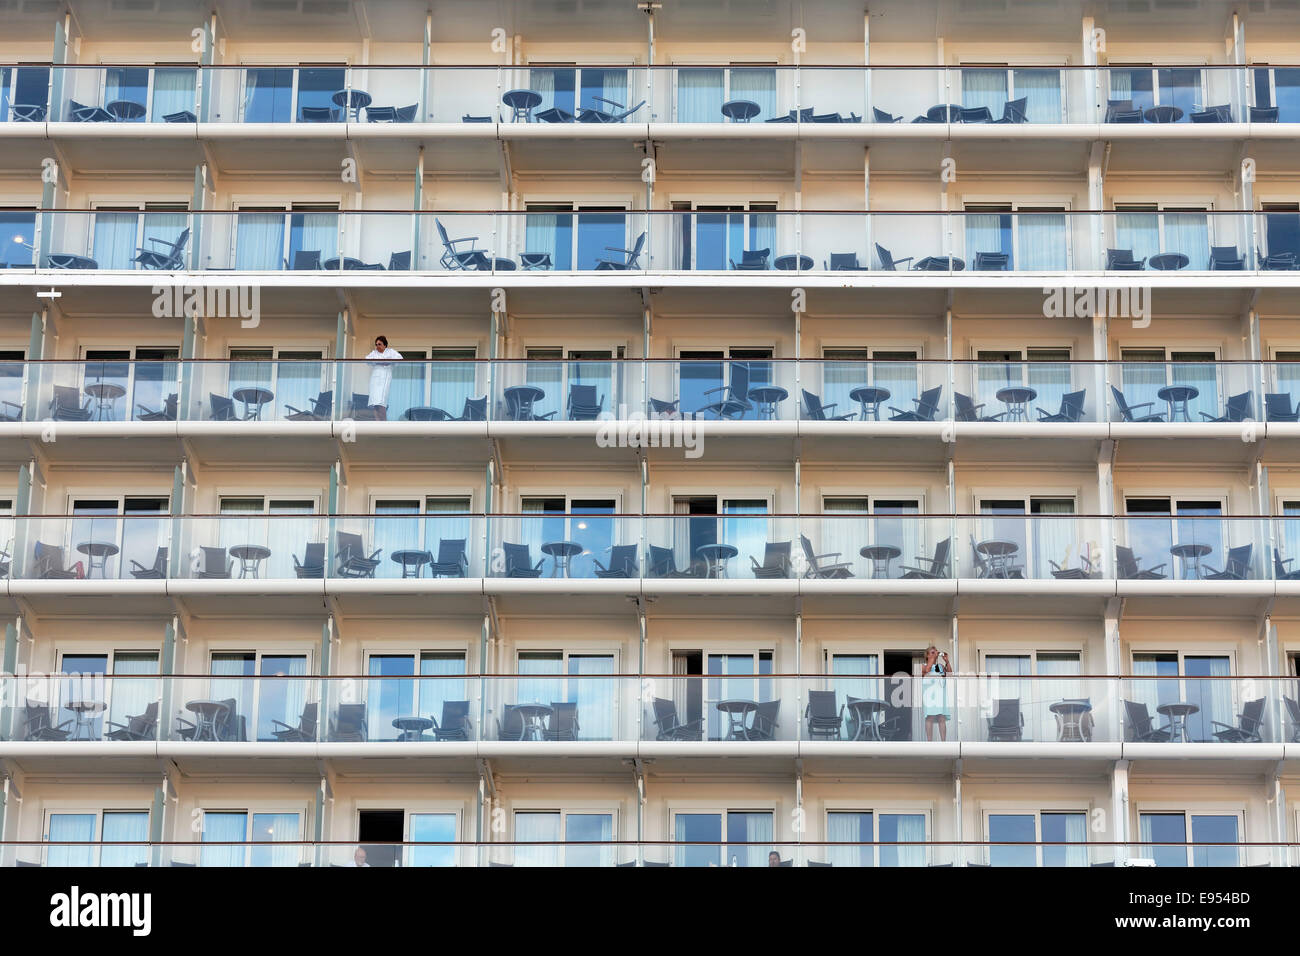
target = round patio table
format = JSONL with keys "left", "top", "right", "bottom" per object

{"left": 721, "top": 99, "right": 761, "bottom": 122}
{"left": 1169, "top": 542, "right": 1212, "bottom": 579}
{"left": 520, "top": 252, "right": 553, "bottom": 270}
{"left": 65, "top": 699, "right": 106, "bottom": 740}
{"left": 748, "top": 385, "right": 788, "bottom": 420}
{"left": 503, "top": 384, "right": 546, "bottom": 421}
{"left": 773, "top": 254, "right": 813, "bottom": 271}
{"left": 541, "top": 540, "right": 583, "bottom": 577}
{"left": 846, "top": 698, "right": 886, "bottom": 740}
{"left": 230, "top": 544, "right": 271, "bottom": 579}
{"left": 1156, "top": 700, "right": 1200, "bottom": 742}
{"left": 1149, "top": 252, "right": 1190, "bottom": 271}
{"left": 995, "top": 385, "right": 1038, "bottom": 422}
{"left": 926, "top": 103, "right": 964, "bottom": 122}
{"left": 322, "top": 256, "right": 368, "bottom": 271}
{"left": 1144, "top": 105, "right": 1184, "bottom": 124}
{"left": 697, "top": 543, "right": 739, "bottom": 579}
{"left": 185, "top": 699, "right": 230, "bottom": 741}
{"left": 392, "top": 715, "right": 433, "bottom": 741}
{"left": 391, "top": 549, "right": 432, "bottom": 578}
{"left": 913, "top": 255, "right": 965, "bottom": 271}
{"left": 1156, "top": 384, "right": 1199, "bottom": 421}
{"left": 859, "top": 544, "right": 902, "bottom": 578}
{"left": 502, "top": 88, "right": 542, "bottom": 122}
{"left": 84, "top": 381, "right": 126, "bottom": 420}
{"left": 716, "top": 699, "right": 758, "bottom": 739}
{"left": 76, "top": 541, "right": 119, "bottom": 578}
{"left": 233, "top": 386, "right": 274, "bottom": 420}
{"left": 976, "top": 539, "right": 1021, "bottom": 577}
{"left": 47, "top": 253, "right": 98, "bottom": 270}
{"left": 106, "top": 100, "right": 146, "bottom": 121}
{"left": 512, "top": 703, "right": 554, "bottom": 740}
{"left": 849, "top": 385, "right": 891, "bottom": 421}
{"left": 401, "top": 407, "right": 451, "bottom": 421}
{"left": 331, "top": 88, "right": 372, "bottom": 120}
{"left": 1050, "top": 699, "right": 1094, "bottom": 742}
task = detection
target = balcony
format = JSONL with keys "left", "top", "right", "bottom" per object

{"left": 4, "top": 674, "right": 1295, "bottom": 749}
{"left": 2, "top": 359, "right": 1297, "bottom": 432}
{"left": 14, "top": 210, "right": 1300, "bottom": 279}
{"left": 7, "top": 64, "right": 1300, "bottom": 128}
{"left": 2, "top": 840, "right": 1285, "bottom": 867}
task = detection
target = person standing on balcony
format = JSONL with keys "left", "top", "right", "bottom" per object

{"left": 365, "top": 335, "right": 402, "bottom": 421}
{"left": 921, "top": 645, "right": 951, "bottom": 742}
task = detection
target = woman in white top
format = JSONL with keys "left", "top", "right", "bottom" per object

{"left": 365, "top": 335, "right": 402, "bottom": 421}
{"left": 921, "top": 644, "right": 951, "bottom": 742}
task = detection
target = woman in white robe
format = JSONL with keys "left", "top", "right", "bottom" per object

{"left": 365, "top": 335, "right": 402, "bottom": 420}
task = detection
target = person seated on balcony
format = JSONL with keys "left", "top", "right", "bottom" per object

{"left": 347, "top": 846, "right": 370, "bottom": 867}
{"left": 768, "top": 851, "right": 781, "bottom": 867}
{"left": 922, "top": 645, "right": 951, "bottom": 742}
{"left": 365, "top": 335, "right": 403, "bottom": 421}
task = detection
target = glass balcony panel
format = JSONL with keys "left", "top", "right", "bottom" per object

{"left": 488, "top": 514, "right": 640, "bottom": 580}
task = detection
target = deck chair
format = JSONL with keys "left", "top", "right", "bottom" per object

{"left": 209, "top": 393, "right": 237, "bottom": 421}
{"left": 23, "top": 700, "right": 72, "bottom": 740}
{"left": 1211, "top": 698, "right": 1266, "bottom": 743}
{"left": 1115, "top": 545, "right": 1166, "bottom": 579}
{"left": 503, "top": 542, "right": 544, "bottom": 577}
{"left": 872, "top": 108, "right": 903, "bottom": 123}
{"left": 1105, "top": 98, "right": 1142, "bottom": 123}
{"left": 900, "top": 538, "right": 951, "bottom": 579}
{"left": 286, "top": 390, "right": 332, "bottom": 421}
{"left": 799, "top": 534, "right": 853, "bottom": 579}
{"left": 387, "top": 250, "right": 412, "bottom": 270}
{"left": 593, "top": 231, "right": 645, "bottom": 270}
{"left": 1202, "top": 544, "right": 1253, "bottom": 580}
{"left": 270, "top": 702, "right": 318, "bottom": 742}
{"left": 1199, "top": 392, "right": 1253, "bottom": 423}
{"left": 50, "top": 385, "right": 93, "bottom": 421}
{"left": 647, "top": 544, "right": 700, "bottom": 578}
{"left": 290, "top": 250, "right": 322, "bottom": 270}
{"left": 594, "top": 544, "right": 639, "bottom": 578}
{"left": 1285, "top": 697, "right": 1300, "bottom": 742}
{"left": 34, "top": 542, "right": 78, "bottom": 579}
{"left": 804, "top": 690, "right": 843, "bottom": 739}
{"left": 958, "top": 105, "right": 993, "bottom": 123}
{"left": 435, "top": 218, "right": 490, "bottom": 271}
{"left": 972, "top": 250, "right": 1009, "bottom": 270}
{"left": 455, "top": 396, "right": 488, "bottom": 421}
{"left": 1123, "top": 700, "right": 1172, "bottom": 742}
{"left": 801, "top": 389, "right": 854, "bottom": 421}
{"left": 1273, "top": 549, "right": 1300, "bottom": 580}
{"left": 1190, "top": 104, "right": 1231, "bottom": 123}
{"left": 1264, "top": 393, "right": 1300, "bottom": 421}
{"left": 1110, "top": 385, "right": 1165, "bottom": 422}
{"left": 751, "top": 541, "right": 792, "bottom": 578}
{"left": 496, "top": 704, "right": 526, "bottom": 741}
{"left": 1037, "top": 389, "right": 1087, "bottom": 422}
{"left": 129, "top": 547, "right": 167, "bottom": 579}
{"left": 1209, "top": 245, "right": 1246, "bottom": 270}
{"left": 535, "top": 106, "right": 576, "bottom": 123}
{"left": 1250, "top": 106, "right": 1280, "bottom": 123}
{"left": 300, "top": 105, "right": 340, "bottom": 122}
{"left": 195, "top": 546, "right": 233, "bottom": 578}
{"left": 874, "top": 243, "right": 914, "bottom": 271}
{"left": 136, "top": 393, "right": 178, "bottom": 421}
{"left": 577, "top": 98, "right": 644, "bottom": 123}
{"left": 1106, "top": 248, "right": 1146, "bottom": 270}
{"left": 106, "top": 701, "right": 159, "bottom": 741}
{"left": 652, "top": 698, "right": 703, "bottom": 740}
{"left": 986, "top": 699, "right": 1024, "bottom": 741}
{"left": 566, "top": 383, "right": 604, "bottom": 421}
{"left": 729, "top": 248, "right": 770, "bottom": 271}
{"left": 994, "top": 97, "right": 1028, "bottom": 123}
{"left": 428, "top": 538, "right": 470, "bottom": 577}
{"left": 698, "top": 362, "right": 754, "bottom": 419}
{"left": 954, "top": 392, "right": 1004, "bottom": 422}
{"left": 889, "top": 386, "right": 943, "bottom": 421}
{"left": 748, "top": 700, "right": 781, "bottom": 740}
{"left": 330, "top": 703, "right": 369, "bottom": 742}
{"left": 293, "top": 542, "right": 326, "bottom": 578}
{"left": 826, "top": 252, "right": 866, "bottom": 271}
{"left": 544, "top": 702, "right": 580, "bottom": 741}
{"left": 133, "top": 227, "right": 190, "bottom": 270}
{"left": 335, "top": 531, "right": 382, "bottom": 577}
{"left": 430, "top": 700, "right": 472, "bottom": 741}
{"left": 69, "top": 99, "right": 113, "bottom": 122}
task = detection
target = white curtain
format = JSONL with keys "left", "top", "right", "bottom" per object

{"left": 1116, "top": 212, "right": 1159, "bottom": 264}
{"left": 570, "top": 654, "right": 614, "bottom": 741}
{"left": 524, "top": 355, "right": 564, "bottom": 420}
{"left": 47, "top": 813, "right": 96, "bottom": 867}
{"left": 821, "top": 353, "right": 868, "bottom": 420}
{"left": 141, "top": 211, "right": 187, "bottom": 266}
{"left": 100, "top": 811, "right": 149, "bottom": 868}
{"left": 1164, "top": 212, "right": 1210, "bottom": 269}
{"left": 249, "top": 812, "right": 299, "bottom": 867}
{"left": 1015, "top": 69, "right": 1062, "bottom": 122}
{"left": 1033, "top": 500, "right": 1077, "bottom": 580}
{"left": 827, "top": 811, "right": 869, "bottom": 868}
{"left": 1056, "top": 812, "right": 1088, "bottom": 868}
{"left": 1018, "top": 213, "right": 1068, "bottom": 270}
{"left": 1170, "top": 358, "right": 1218, "bottom": 423}
{"left": 92, "top": 212, "right": 138, "bottom": 270}
{"left": 731, "top": 68, "right": 776, "bottom": 120}
{"left": 515, "top": 812, "right": 562, "bottom": 867}
{"left": 965, "top": 213, "right": 1004, "bottom": 268}
{"left": 275, "top": 351, "right": 324, "bottom": 422}
{"left": 728, "top": 811, "right": 773, "bottom": 868}
{"left": 235, "top": 212, "right": 286, "bottom": 271}
{"left": 961, "top": 69, "right": 1007, "bottom": 114}
{"left": 1036, "top": 653, "right": 1082, "bottom": 741}
{"left": 986, "top": 655, "right": 1031, "bottom": 739}
{"left": 200, "top": 811, "right": 248, "bottom": 867}
{"left": 256, "top": 655, "right": 306, "bottom": 742}
{"left": 1185, "top": 657, "right": 1231, "bottom": 743}
{"left": 885, "top": 813, "right": 926, "bottom": 867}
{"left": 518, "top": 653, "right": 563, "bottom": 708}
{"left": 832, "top": 654, "right": 879, "bottom": 739}
{"left": 677, "top": 69, "right": 723, "bottom": 122}
{"left": 820, "top": 499, "right": 867, "bottom": 582}
{"left": 293, "top": 212, "right": 338, "bottom": 265}
{"left": 107, "top": 652, "right": 159, "bottom": 740}
{"left": 429, "top": 352, "right": 477, "bottom": 418}
{"left": 209, "top": 654, "right": 253, "bottom": 738}
{"left": 152, "top": 68, "right": 196, "bottom": 120}
{"left": 419, "top": 653, "right": 467, "bottom": 729}
{"left": 529, "top": 69, "right": 560, "bottom": 114}
{"left": 589, "top": 69, "right": 629, "bottom": 112}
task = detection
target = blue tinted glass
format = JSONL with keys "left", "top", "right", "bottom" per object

{"left": 244, "top": 68, "right": 292, "bottom": 122}
{"left": 677, "top": 813, "right": 721, "bottom": 867}
{"left": 989, "top": 814, "right": 1037, "bottom": 866}
{"left": 1276, "top": 69, "right": 1300, "bottom": 122}
{"left": 0, "top": 212, "right": 36, "bottom": 265}
{"left": 1143, "top": 813, "right": 1187, "bottom": 867}
{"left": 410, "top": 813, "right": 456, "bottom": 867}
{"left": 297, "top": 67, "right": 345, "bottom": 119}
{"left": 1191, "top": 815, "right": 1239, "bottom": 867}
{"left": 368, "top": 655, "right": 415, "bottom": 741}
{"left": 576, "top": 212, "right": 626, "bottom": 270}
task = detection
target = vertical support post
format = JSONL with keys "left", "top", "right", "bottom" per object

{"left": 863, "top": 147, "right": 871, "bottom": 266}
{"left": 149, "top": 779, "right": 166, "bottom": 868}
{"left": 1112, "top": 759, "right": 1130, "bottom": 864}
{"left": 863, "top": 10, "right": 871, "bottom": 117}
{"left": 1081, "top": 16, "right": 1098, "bottom": 123}
{"left": 190, "top": 165, "right": 205, "bottom": 271}
{"left": 952, "top": 759, "right": 963, "bottom": 867}
{"left": 334, "top": 308, "right": 349, "bottom": 409}
{"left": 413, "top": 147, "right": 424, "bottom": 268}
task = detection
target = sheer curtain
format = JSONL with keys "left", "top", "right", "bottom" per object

{"left": 256, "top": 655, "right": 306, "bottom": 742}
{"left": 235, "top": 212, "right": 286, "bottom": 271}
{"left": 47, "top": 813, "right": 96, "bottom": 867}
{"left": 518, "top": 652, "right": 563, "bottom": 709}
{"left": 141, "top": 211, "right": 188, "bottom": 265}
{"left": 821, "top": 499, "right": 868, "bottom": 586}
{"left": 152, "top": 68, "right": 197, "bottom": 121}
{"left": 1036, "top": 653, "right": 1082, "bottom": 742}
{"left": 677, "top": 68, "right": 724, "bottom": 122}
{"left": 1015, "top": 69, "right": 1062, "bottom": 122}
{"left": 1184, "top": 656, "right": 1231, "bottom": 743}
{"left": 985, "top": 655, "right": 1031, "bottom": 739}
{"left": 965, "top": 213, "right": 1005, "bottom": 268}
{"left": 100, "top": 811, "right": 149, "bottom": 867}
{"left": 1033, "top": 499, "right": 1077, "bottom": 581}
{"left": 1163, "top": 212, "right": 1210, "bottom": 269}
{"left": 200, "top": 811, "right": 248, "bottom": 867}
{"left": 564, "top": 813, "right": 613, "bottom": 867}
{"left": 1018, "top": 213, "right": 1068, "bottom": 270}
{"left": 1170, "top": 356, "right": 1217, "bottom": 423}
{"left": 827, "top": 811, "right": 870, "bottom": 868}
{"left": 883, "top": 813, "right": 926, "bottom": 867}
{"left": 426, "top": 497, "right": 473, "bottom": 570}
{"left": 728, "top": 811, "right": 773, "bottom": 867}
{"left": 290, "top": 212, "right": 338, "bottom": 265}
{"left": 419, "top": 652, "right": 467, "bottom": 731}
{"left": 209, "top": 653, "right": 254, "bottom": 740}
{"left": 275, "top": 351, "right": 324, "bottom": 422}
{"left": 524, "top": 213, "right": 563, "bottom": 269}
{"left": 832, "top": 654, "right": 879, "bottom": 739}
{"left": 249, "top": 812, "right": 299, "bottom": 867}
{"left": 431, "top": 350, "right": 479, "bottom": 419}
{"left": 515, "top": 812, "right": 562, "bottom": 867}
{"left": 1027, "top": 355, "right": 1071, "bottom": 419}
{"left": 1116, "top": 211, "right": 1159, "bottom": 263}
{"left": 749, "top": 211, "right": 776, "bottom": 260}
{"left": 368, "top": 655, "right": 414, "bottom": 742}
{"left": 107, "top": 652, "right": 159, "bottom": 740}
{"left": 525, "top": 352, "right": 564, "bottom": 421}
{"left": 731, "top": 68, "right": 776, "bottom": 120}
{"left": 961, "top": 69, "right": 1007, "bottom": 114}
{"left": 1052, "top": 812, "right": 1089, "bottom": 868}
{"left": 821, "top": 350, "right": 868, "bottom": 420}
{"left": 92, "top": 212, "right": 139, "bottom": 270}
{"left": 569, "top": 654, "right": 615, "bottom": 740}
